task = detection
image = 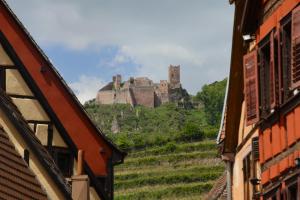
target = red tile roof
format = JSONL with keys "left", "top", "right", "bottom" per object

{"left": 0, "top": 127, "right": 48, "bottom": 200}
{"left": 205, "top": 172, "right": 227, "bottom": 200}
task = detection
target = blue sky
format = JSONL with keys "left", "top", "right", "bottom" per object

{"left": 6, "top": 0, "right": 234, "bottom": 103}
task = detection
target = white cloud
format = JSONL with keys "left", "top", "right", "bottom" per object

{"left": 6, "top": 0, "right": 234, "bottom": 95}
{"left": 69, "top": 75, "right": 105, "bottom": 104}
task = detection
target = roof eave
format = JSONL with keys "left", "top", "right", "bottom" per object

{"left": 218, "top": 0, "right": 246, "bottom": 153}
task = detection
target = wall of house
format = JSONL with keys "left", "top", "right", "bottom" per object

{"left": 5, "top": 69, "right": 67, "bottom": 148}
{"left": 0, "top": 46, "right": 102, "bottom": 199}
{"left": 233, "top": 130, "right": 259, "bottom": 200}
{"left": 0, "top": 43, "right": 13, "bottom": 65}
{"left": 223, "top": 0, "right": 300, "bottom": 199}
{"left": 254, "top": 0, "right": 300, "bottom": 188}
{"left": 260, "top": 105, "right": 300, "bottom": 186}
{"left": 232, "top": 101, "right": 260, "bottom": 200}
{"left": 0, "top": 3, "right": 115, "bottom": 177}
{"left": 6, "top": 68, "right": 33, "bottom": 96}
{"left": 0, "top": 109, "right": 66, "bottom": 200}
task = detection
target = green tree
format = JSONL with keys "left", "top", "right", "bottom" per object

{"left": 178, "top": 122, "right": 204, "bottom": 142}
{"left": 195, "top": 78, "right": 227, "bottom": 126}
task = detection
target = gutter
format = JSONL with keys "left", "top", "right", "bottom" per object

{"left": 216, "top": 74, "right": 230, "bottom": 144}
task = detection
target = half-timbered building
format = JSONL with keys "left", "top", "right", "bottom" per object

{"left": 0, "top": 0, "right": 126, "bottom": 199}
{"left": 218, "top": 0, "right": 300, "bottom": 199}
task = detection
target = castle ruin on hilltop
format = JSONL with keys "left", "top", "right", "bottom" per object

{"left": 96, "top": 65, "right": 189, "bottom": 108}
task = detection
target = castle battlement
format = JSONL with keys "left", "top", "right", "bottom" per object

{"left": 96, "top": 65, "right": 185, "bottom": 108}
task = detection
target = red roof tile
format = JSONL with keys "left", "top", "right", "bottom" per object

{"left": 0, "top": 127, "right": 48, "bottom": 200}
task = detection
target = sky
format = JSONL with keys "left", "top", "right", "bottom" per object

{"left": 6, "top": 0, "right": 234, "bottom": 103}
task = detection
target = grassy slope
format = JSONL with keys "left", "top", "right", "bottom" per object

{"left": 114, "top": 140, "right": 224, "bottom": 200}
{"left": 84, "top": 102, "right": 219, "bottom": 151}
{"left": 84, "top": 94, "right": 225, "bottom": 199}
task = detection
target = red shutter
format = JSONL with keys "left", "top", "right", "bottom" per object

{"left": 291, "top": 6, "right": 300, "bottom": 89}
{"left": 244, "top": 50, "right": 259, "bottom": 125}
{"left": 270, "top": 31, "right": 276, "bottom": 108}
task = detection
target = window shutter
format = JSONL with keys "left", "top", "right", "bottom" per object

{"left": 277, "top": 26, "right": 284, "bottom": 104}
{"left": 270, "top": 31, "right": 277, "bottom": 109}
{"left": 291, "top": 6, "right": 300, "bottom": 89}
{"left": 244, "top": 50, "right": 259, "bottom": 125}
{"left": 259, "top": 49, "right": 268, "bottom": 116}
{"left": 252, "top": 137, "right": 259, "bottom": 161}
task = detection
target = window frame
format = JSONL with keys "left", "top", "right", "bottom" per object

{"left": 280, "top": 13, "right": 293, "bottom": 103}
{"left": 258, "top": 34, "right": 272, "bottom": 118}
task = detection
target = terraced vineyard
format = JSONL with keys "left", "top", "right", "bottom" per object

{"left": 114, "top": 140, "right": 224, "bottom": 200}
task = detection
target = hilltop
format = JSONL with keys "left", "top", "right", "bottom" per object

{"left": 95, "top": 65, "right": 191, "bottom": 108}
{"left": 84, "top": 78, "right": 227, "bottom": 199}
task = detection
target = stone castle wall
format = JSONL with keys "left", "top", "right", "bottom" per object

{"left": 131, "top": 87, "right": 155, "bottom": 108}
{"left": 96, "top": 65, "right": 185, "bottom": 108}
{"left": 169, "top": 65, "right": 181, "bottom": 89}
{"left": 96, "top": 90, "right": 115, "bottom": 105}
{"left": 96, "top": 89, "right": 133, "bottom": 105}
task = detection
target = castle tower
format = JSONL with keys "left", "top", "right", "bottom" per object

{"left": 168, "top": 65, "right": 181, "bottom": 88}
{"left": 113, "top": 74, "right": 122, "bottom": 90}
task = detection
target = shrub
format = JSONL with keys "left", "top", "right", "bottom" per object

{"left": 116, "top": 134, "right": 134, "bottom": 152}
{"left": 176, "top": 122, "right": 204, "bottom": 142}
{"left": 164, "top": 142, "right": 177, "bottom": 153}
{"left": 203, "top": 125, "right": 219, "bottom": 139}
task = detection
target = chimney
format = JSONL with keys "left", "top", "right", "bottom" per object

{"left": 72, "top": 150, "right": 90, "bottom": 200}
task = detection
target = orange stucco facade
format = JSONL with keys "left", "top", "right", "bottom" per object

{"left": 260, "top": 105, "right": 300, "bottom": 186}
{"left": 219, "top": 0, "right": 300, "bottom": 199}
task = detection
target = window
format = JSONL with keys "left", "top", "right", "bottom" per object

{"left": 280, "top": 14, "right": 292, "bottom": 102}
{"left": 285, "top": 177, "right": 299, "bottom": 200}
{"left": 287, "top": 184, "right": 297, "bottom": 200}
{"left": 242, "top": 138, "right": 262, "bottom": 200}
{"left": 259, "top": 36, "right": 272, "bottom": 117}
{"left": 263, "top": 187, "right": 281, "bottom": 200}
{"left": 258, "top": 30, "right": 278, "bottom": 118}
{"left": 243, "top": 153, "right": 252, "bottom": 200}
{"left": 51, "top": 147, "right": 73, "bottom": 177}
{"left": 291, "top": 6, "right": 300, "bottom": 89}
{"left": 243, "top": 6, "right": 300, "bottom": 124}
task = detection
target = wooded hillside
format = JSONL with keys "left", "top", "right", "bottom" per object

{"left": 84, "top": 78, "right": 227, "bottom": 199}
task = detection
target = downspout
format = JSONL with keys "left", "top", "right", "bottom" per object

{"left": 226, "top": 161, "right": 232, "bottom": 200}
{"left": 222, "top": 153, "right": 234, "bottom": 200}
